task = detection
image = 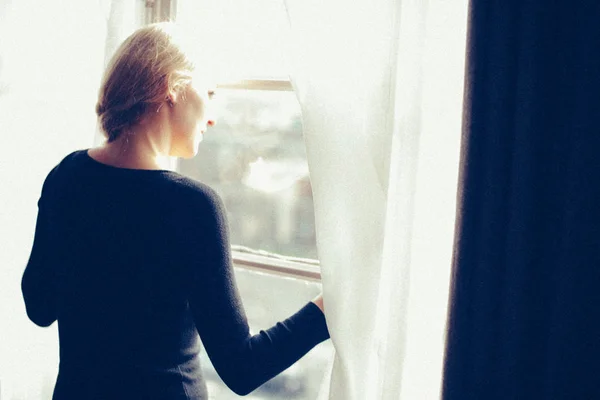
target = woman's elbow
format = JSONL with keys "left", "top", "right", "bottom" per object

{"left": 23, "top": 289, "right": 56, "bottom": 327}
{"left": 219, "top": 371, "right": 257, "bottom": 396}
{"left": 25, "top": 307, "right": 56, "bottom": 327}
{"left": 213, "top": 362, "right": 262, "bottom": 396}
{"left": 22, "top": 276, "right": 57, "bottom": 327}
{"left": 229, "top": 385, "right": 254, "bottom": 396}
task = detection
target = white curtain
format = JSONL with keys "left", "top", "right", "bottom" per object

{"left": 0, "top": 1, "right": 134, "bottom": 398}
{"left": 284, "top": 0, "right": 468, "bottom": 398}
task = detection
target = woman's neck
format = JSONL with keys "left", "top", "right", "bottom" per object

{"left": 91, "top": 128, "right": 175, "bottom": 171}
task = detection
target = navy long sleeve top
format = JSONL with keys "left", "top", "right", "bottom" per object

{"left": 21, "top": 149, "right": 330, "bottom": 400}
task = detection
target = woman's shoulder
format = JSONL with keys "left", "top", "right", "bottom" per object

{"left": 39, "top": 149, "right": 87, "bottom": 188}
{"left": 57, "top": 148, "right": 89, "bottom": 167}
{"left": 165, "top": 173, "right": 225, "bottom": 211}
{"left": 46, "top": 148, "right": 92, "bottom": 178}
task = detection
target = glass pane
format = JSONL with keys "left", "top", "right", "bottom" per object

{"left": 199, "top": 267, "right": 334, "bottom": 399}
{"left": 177, "top": 89, "right": 318, "bottom": 260}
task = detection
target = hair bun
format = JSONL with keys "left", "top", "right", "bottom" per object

{"left": 99, "top": 103, "right": 148, "bottom": 142}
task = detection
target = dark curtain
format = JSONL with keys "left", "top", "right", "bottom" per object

{"left": 443, "top": 1, "right": 600, "bottom": 399}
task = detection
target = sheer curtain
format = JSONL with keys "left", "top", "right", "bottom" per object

{"left": 0, "top": 1, "right": 132, "bottom": 398}
{"left": 284, "top": 0, "right": 468, "bottom": 398}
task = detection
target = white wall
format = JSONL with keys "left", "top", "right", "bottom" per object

{"left": 0, "top": 1, "right": 107, "bottom": 398}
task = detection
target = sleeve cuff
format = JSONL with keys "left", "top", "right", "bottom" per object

{"left": 298, "top": 301, "right": 330, "bottom": 344}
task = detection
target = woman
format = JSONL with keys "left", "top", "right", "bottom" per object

{"left": 21, "top": 22, "right": 329, "bottom": 399}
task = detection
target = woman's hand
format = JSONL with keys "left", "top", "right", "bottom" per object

{"left": 311, "top": 293, "right": 325, "bottom": 313}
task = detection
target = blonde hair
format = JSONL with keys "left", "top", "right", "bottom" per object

{"left": 96, "top": 22, "right": 195, "bottom": 142}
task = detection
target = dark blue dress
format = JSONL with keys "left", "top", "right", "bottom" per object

{"left": 21, "top": 150, "right": 330, "bottom": 399}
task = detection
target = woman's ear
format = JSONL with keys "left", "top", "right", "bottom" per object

{"left": 166, "top": 89, "right": 178, "bottom": 106}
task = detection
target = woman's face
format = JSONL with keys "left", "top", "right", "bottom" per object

{"left": 169, "top": 80, "right": 216, "bottom": 158}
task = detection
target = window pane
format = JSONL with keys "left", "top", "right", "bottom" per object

{"left": 199, "top": 267, "right": 333, "bottom": 399}
{"left": 177, "top": 89, "right": 317, "bottom": 260}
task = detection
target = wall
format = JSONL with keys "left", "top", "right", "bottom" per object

{"left": 0, "top": 1, "right": 106, "bottom": 398}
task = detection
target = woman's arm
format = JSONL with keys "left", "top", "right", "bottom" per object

{"left": 185, "top": 186, "right": 329, "bottom": 396}
{"left": 21, "top": 179, "right": 60, "bottom": 327}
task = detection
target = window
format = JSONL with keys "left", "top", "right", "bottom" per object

{"left": 167, "top": 0, "right": 332, "bottom": 398}
{"left": 174, "top": 0, "right": 319, "bottom": 261}
{"left": 177, "top": 87, "right": 318, "bottom": 260}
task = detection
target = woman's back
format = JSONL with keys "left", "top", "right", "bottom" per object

{"left": 22, "top": 150, "right": 329, "bottom": 399}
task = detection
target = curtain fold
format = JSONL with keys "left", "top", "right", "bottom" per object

{"left": 443, "top": 1, "right": 600, "bottom": 399}
{"left": 284, "top": 1, "right": 468, "bottom": 398}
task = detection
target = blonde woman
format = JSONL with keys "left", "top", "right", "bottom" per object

{"left": 21, "top": 23, "right": 328, "bottom": 400}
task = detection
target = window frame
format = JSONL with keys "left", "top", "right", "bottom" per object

{"left": 147, "top": 1, "right": 320, "bottom": 282}
{"left": 216, "top": 79, "right": 294, "bottom": 92}
{"left": 144, "top": 0, "right": 177, "bottom": 25}
{"left": 232, "top": 248, "right": 321, "bottom": 282}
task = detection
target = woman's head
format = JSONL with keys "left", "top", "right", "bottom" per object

{"left": 95, "top": 22, "right": 214, "bottom": 156}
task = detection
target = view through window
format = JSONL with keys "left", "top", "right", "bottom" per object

{"left": 177, "top": 88, "right": 317, "bottom": 260}
{"left": 175, "top": 0, "right": 332, "bottom": 398}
